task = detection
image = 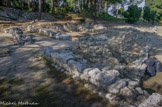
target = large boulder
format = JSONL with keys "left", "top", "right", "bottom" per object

{"left": 138, "top": 93, "right": 162, "bottom": 107}
{"left": 155, "top": 61, "right": 162, "bottom": 72}
{"left": 144, "top": 58, "right": 162, "bottom": 76}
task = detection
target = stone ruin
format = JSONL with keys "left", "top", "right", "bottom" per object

{"left": 27, "top": 25, "right": 72, "bottom": 41}
{"left": 5, "top": 27, "right": 33, "bottom": 45}
{"left": 3, "top": 24, "right": 162, "bottom": 106}
{"left": 41, "top": 22, "right": 111, "bottom": 34}
{"left": 39, "top": 30, "right": 162, "bottom": 106}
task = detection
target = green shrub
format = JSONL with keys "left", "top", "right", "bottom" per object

{"left": 123, "top": 5, "right": 142, "bottom": 23}
{"left": 143, "top": 6, "right": 151, "bottom": 22}
{"left": 146, "top": 0, "right": 162, "bottom": 21}
{"left": 44, "top": 4, "right": 50, "bottom": 12}
{"left": 143, "top": 6, "right": 157, "bottom": 24}
{"left": 80, "top": 18, "right": 85, "bottom": 23}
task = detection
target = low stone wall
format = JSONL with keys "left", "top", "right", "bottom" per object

{"left": 27, "top": 25, "right": 72, "bottom": 41}
{"left": 0, "top": 6, "right": 55, "bottom": 21}
{"left": 37, "top": 31, "right": 162, "bottom": 106}
{"left": 74, "top": 33, "right": 150, "bottom": 81}
{"left": 42, "top": 47, "right": 148, "bottom": 105}
{"left": 40, "top": 39, "right": 147, "bottom": 105}
{"left": 42, "top": 22, "right": 111, "bottom": 34}
{"left": 75, "top": 35, "right": 117, "bottom": 67}
{"left": 5, "top": 27, "right": 33, "bottom": 45}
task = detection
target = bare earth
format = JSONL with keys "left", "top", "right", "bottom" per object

{"left": 0, "top": 32, "right": 112, "bottom": 107}
{"left": 0, "top": 20, "right": 162, "bottom": 106}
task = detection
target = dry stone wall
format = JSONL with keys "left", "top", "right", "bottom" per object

{"left": 5, "top": 27, "right": 33, "bottom": 45}
{"left": 3, "top": 24, "right": 162, "bottom": 106}
{"left": 41, "top": 46, "right": 131, "bottom": 105}
{"left": 42, "top": 22, "right": 111, "bottom": 34}
{"left": 40, "top": 33, "right": 152, "bottom": 105}
{"left": 27, "top": 25, "right": 72, "bottom": 41}
{"left": 0, "top": 6, "right": 55, "bottom": 21}
{"left": 74, "top": 32, "right": 150, "bottom": 82}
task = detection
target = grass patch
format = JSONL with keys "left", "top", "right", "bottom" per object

{"left": 8, "top": 77, "right": 24, "bottom": 86}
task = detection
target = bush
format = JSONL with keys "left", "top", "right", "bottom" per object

{"left": 143, "top": 6, "right": 151, "bottom": 22}
{"left": 143, "top": 6, "right": 157, "bottom": 24}
{"left": 123, "top": 5, "right": 142, "bottom": 23}
{"left": 80, "top": 18, "right": 85, "bottom": 23}
{"left": 146, "top": 0, "right": 162, "bottom": 21}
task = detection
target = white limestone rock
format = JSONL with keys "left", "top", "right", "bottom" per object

{"left": 105, "top": 93, "right": 120, "bottom": 105}
{"left": 67, "top": 60, "right": 85, "bottom": 73}
{"left": 108, "top": 79, "right": 127, "bottom": 94}
{"left": 128, "top": 80, "right": 139, "bottom": 89}
{"left": 135, "top": 87, "right": 144, "bottom": 95}
{"left": 138, "top": 93, "right": 162, "bottom": 107}
{"left": 120, "top": 87, "right": 134, "bottom": 97}
{"left": 104, "top": 70, "right": 120, "bottom": 77}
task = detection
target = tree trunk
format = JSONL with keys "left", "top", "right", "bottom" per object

{"left": 152, "top": 19, "right": 155, "bottom": 25}
{"left": 6, "top": 0, "right": 11, "bottom": 7}
{"left": 116, "top": 3, "right": 119, "bottom": 17}
{"left": 90, "top": 0, "right": 93, "bottom": 19}
{"left": 101, "top": 0, "right": 103, "bottom": 13}
{"left": 87, "top": 0, "right": 89, "bottom": 8}
{"left": 39, "top": 0, "right": 42, "bottom": 20}
{"left": 99, "top": 0, "right": 101, "bottom": 16}
{"left": 104, "top": 1, "right": 108, "bottom": 13}
{"left": 32, "top": 0, "right": 36, "bottom": 11}
{"left": 51, "top": 0, "right": 55, "bottom": 14}
{"left": 28, "top": 0, "right": 30, "bottom": 10}
{"left": 42, "top": 0, "right": 45, "bottom": 12}
{"left": 78, "top": 0, "right": 80, "bottom": 12}
{"left": 20, "top": 0, "right": 25, "bottom": 9}
{"left": 81, "top": 0, "right": 83, "bottom": 11}
{"left": 12, "top": 0, "right": 16, "bottom": 7}
{"left": 94, "top": 0, "right": 97, "bottom": 22}
{"left": 83, "top": 0, "right": 85, "bottom": 9}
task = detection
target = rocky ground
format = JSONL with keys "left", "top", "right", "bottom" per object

{"left": 0, "top": 19, "right": 162, "bottom": 107}
{"left": 0, "top": 33, "right": 113, "bottom": 107}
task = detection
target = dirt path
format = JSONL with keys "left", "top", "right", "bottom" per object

{"left": 0, "top": 33, "right": 112, "bottom": 107}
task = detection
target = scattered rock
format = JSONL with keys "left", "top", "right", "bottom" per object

{"left": 98, "top": 91, "right": 106, "bottom": 98}
{"left": 128, "top": 80, "right": 139, "bottom": 89}
{"left": 104, "top": 70, "right": 120, "bottom": 77}
{"left": 120, "top": 87, "right": 134, "bottom": 98}
{"left": 135, "top": 87, "right": 144, "bottom": 95}
{"left": 108, "top": 79, "right": 126, "bottom": 94}
{"left": 144, "top": 58, "right": 162, "bottom": 76}
{"left": 119, "top": 103, "right": 135, "bottom": 107}
{"left": 155, "top": 61, "right": 162, "bottom": 72}
{"left": 105, "top": 93, "right": 121, "bottom": 105}
{"left": 138, "top": 93, "right": 162, "bottom": 107}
